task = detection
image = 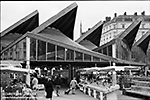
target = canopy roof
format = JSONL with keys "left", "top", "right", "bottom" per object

{"left": 134, "top": 30, "right": 150, "bottom": 54}
{"left": 78, "top": 66, "right": 140, "bottom": 72}
{"left": 32, "top": 2, "right": 77, "bottom": 40}
{"left": 27, "top": 28, "right": 116, "bottom": 62}
{"left": 76, "top": 21, "right": 103, "bottom": 47}
{"left": 117, "top": 18, "right": 142, "bottom": 50}
{"left": 33, "top": 27, "right": 90, "bottom": 51}
{"left": 1, "top": 10, "right": 39, "bottom": 47}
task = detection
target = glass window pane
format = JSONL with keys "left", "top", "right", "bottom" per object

{"left": 108, "top": 45, "right": 112, "bottom": 56}
{"left": 75, "top": 51, "right": 83, "bottom": 61}
{"left": 98, "top": 49, "right": 102, "bottom": 53}
{"left": 93, "top": 56, "right": 100, "bottom": 62}
{"left": 30, "top": 38, "right": 36, "bottom": 60}
{"left": 66, "top": 49, "right": 74, "bottom": 61}
{"left": 84, "top": 54, "right": 91, "bottom": 61}
{"left": 37, "top": 40, "right": 46, "bottom": 60}
{"left": 47, "top": 42, "right": 55, "bottom": 60}
{"left": 57, "top": 45, "right": 65, "bottom": 61}
{"left": 103, "top": 48, "right": 107, "bottom": 55}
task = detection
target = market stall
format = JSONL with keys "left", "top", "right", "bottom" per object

{"left": 77, "top": 66, "right": 121, "bottom": 100}
{"left": 0, "top": 63, "right": 36, "bottom": 100}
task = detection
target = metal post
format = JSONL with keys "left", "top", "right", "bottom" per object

{"left": 36, "top": 39, "right": 38, "bottom": 61}
{"left": 46, "top": 42, "right": 47, "bottom": 61}
{"left": 55, "top": 45, "right": 57, "bottom": 61}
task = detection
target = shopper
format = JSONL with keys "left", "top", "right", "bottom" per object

{"left": 70, "top": 77, "right": 78, "bottom": 95}
{"left": 31, "top": 74, "right": 39, "bottom": 97}
{"left": 45, "top": 77, "right": 54, "bottom": 100}
{"left": 54, "top": 75, "right": 61, "bottom": 96}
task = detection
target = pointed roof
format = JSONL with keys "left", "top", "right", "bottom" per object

{"left": 117, "top": 18, "right": 142, "bottom": 50}
{"left": 134, "top": 30, "right": 150, "bottom": 54}
{"left": 76, "top": 21, "right": 103, "bottom": 47}
{"left": 1, "top": 10, "right": 39, "bottom": 37}
{"left": 1, "top": 10, "right": 39, "bottom": 47}
{"left": 31, "top": 2, "right": 78, "bottom": 40}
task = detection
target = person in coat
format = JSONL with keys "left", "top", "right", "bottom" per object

{"left": 45, "top": 77, "right": 54, "bottom": 100}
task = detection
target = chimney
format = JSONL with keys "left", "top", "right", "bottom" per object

{"left": 124, "top": 12, "right": 127, "bottom": 15}
{"left": 134, "top": 12, "right": 137, "bottom": 16}
{"left": 141, "top": 11, "right": 145, "bottom": 15}
{"left": 105, "top": 17, "right": 111, "bottom": 22}
{"left": 114, "top": 13, "right": 117, "bottom": 17}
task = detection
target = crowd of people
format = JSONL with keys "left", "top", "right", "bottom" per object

{"left": 30, "top": 73, "right": 79, "bottom": 100}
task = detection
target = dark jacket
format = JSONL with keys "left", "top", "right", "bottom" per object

{"left": 45, "top": 79, "right": 54, "bottom": 98}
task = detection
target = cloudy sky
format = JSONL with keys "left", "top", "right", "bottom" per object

{"left": 1, "top": 1, "right": 150, "bottom": 40}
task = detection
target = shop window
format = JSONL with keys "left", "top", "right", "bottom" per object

{"left": 47, "top": 42, "right": 55, "bottom": 61}
{"left": 37, "top": 40, "right": 46, "bottom": 60}
{"left": 75, "top": 51, "right": 83, "bottom": 61}
{"left": 57, "top": 45, "right": 65, "bottom": 61}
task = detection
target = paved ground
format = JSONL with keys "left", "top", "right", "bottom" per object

{"left": 37, "top": 89, "right": 144, "bottom": 100}
{"left": 107, "top": 90, "right": 143, "bottom": 100}
{"left": 37, "top": 88, "right": 97, "bottom": 100}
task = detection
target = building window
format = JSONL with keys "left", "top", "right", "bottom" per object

{"left": 142, "top": 24, "right": 145, "bottom": 28}
{"left": 122, "top": 24, "right": 125, "bottom": 28}
{"left": 109, "top": 26, "right": 111, "bottom": 30}
{"left": 113, "top": 24, "right": 116, "bottom": 29}
{"left": 124, "top": 18, "right": 132, "bottom": 21}
{"left": 142, "top": 31, "right": 145, "bottom": 36}
{"left": 110, "top": 33, "right": 111, "bottom": 38}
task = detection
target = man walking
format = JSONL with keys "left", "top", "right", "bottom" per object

{"left": 70, "top": 77, "right": 78, "bottom": 95}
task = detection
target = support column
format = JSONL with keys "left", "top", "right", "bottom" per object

{"left": 68, "top": 64, "right": 73, "bottom": 83}
{"left": 112, "top": 70, "right": 117, "bottom": 86}
{"left": 112, "top": 44, "right": 116, "bottom": 66}
{"left": 55, "top": 45, "right": 57, "bottom": 61}
{"left": 26, "top": 37, "right": 30, "bottom": 87}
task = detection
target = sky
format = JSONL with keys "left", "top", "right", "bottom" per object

{"left": 1, "top": 1, "right": 150, "bottom": 40}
